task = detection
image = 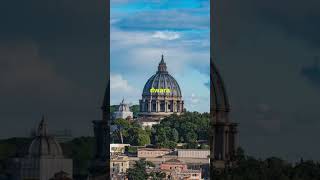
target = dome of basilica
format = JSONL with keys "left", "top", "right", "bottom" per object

{"left": 139, "top": 55, "right": 184, "bottom": 117}
{"left": 28, "top": 117, "right": 63, "bottom": 158}
{"left": 142, "top": 55, "right": 182, "bottom": 97}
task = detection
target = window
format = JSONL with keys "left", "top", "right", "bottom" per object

{"left": 152, "top": 101, "right": 156, "bottom": 112}
{"left": 160, "top": 101, "right": 165, "bottom": 112}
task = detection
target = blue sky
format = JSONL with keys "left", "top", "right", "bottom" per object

{"left": 110, "top": 0, "right": 210, "bottom": 112}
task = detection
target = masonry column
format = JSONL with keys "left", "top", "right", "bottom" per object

{"left": 156, "top": 100, "right": 159, "bottom": 112}
{"left": 231, "top": 125, "right": 238, "bottom": 157}
{"left": 148, "top": 100, "right": 151, "bottom": 112}
{"left": 165, "top": 101, "right": 168, "bottom": 112}
{"left": 223, "top": 128, "right": 228, "bottom": 160}
{"left": 175, "top": 101, "right": 177, "bottom": 112}
{"left": 225, "top": 129, "right": 229, "bottom": 160}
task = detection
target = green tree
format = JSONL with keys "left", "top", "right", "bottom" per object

{"left": 168, "top": 128, "right": 179, "bottom": 142}
{"left": 200, "top": 144, "right": 210, "bottom": 149}
{"left": 63, "top": 137, "right": 95, "bottom": 176}
{"left": 110, "top": 105, "right": 119, "bottom": 113}
{"left": 127, "top": 160, "right": 164, "bottom": 180}
{"left": 149, "top": 171, "right": 166, "bottom": 180}
{"left": 137, "top": 133, "right": 151, "bottom": 146}
{"left": 127, "top": 127, "right": 150, "bottom": 146}
{"left": 185, "top": 131, "right": 197, "bottom": 143}
{"left": 130, "top": 105, "right": 140, "bottom": 117}
{"left": 126, "top": 146, "right": 138, "bottom": 154}
{"left": 127, "top": 160, "right": 149, "bottom": 180}
{"left": 211, "top": 148, "right": 320, "bottom": 180}
{"left": 113, "top": 118, "right": 130, "bottom": 143}
{"left": 151, "top": 112, "right": 210, "bottom": 148}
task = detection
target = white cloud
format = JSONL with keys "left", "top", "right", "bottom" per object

{"left": 190, "top": 93, "right": 200, "bottom": 104}
{"left": 110, "top": 74, "right": 141, "bottom": 105}
{"left": 185, "top": 93, "right": 201, "bottom": 110}
{"left": 110, "top": 74, "right": 134, "bottom": 92}
{"left": 114, "top": 10, "right": 209, "bottom": 31}
{"left": 152, "top": 31, "right": 180, "bottom": 40}
{"left": 111, "top": 28, "right": 153, "bottom": 46}
{"left": 110, "top": 27, "right": 209, "bottom": 76}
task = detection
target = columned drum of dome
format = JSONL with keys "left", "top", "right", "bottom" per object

{"left": 139, "top": 55, "right": 184, "bottom": 118}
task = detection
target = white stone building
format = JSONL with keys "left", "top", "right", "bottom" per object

{"left": 113, "top": 99, "right": 133, "bottom": 120}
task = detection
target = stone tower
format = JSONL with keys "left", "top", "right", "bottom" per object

{"left": 210, "top": 59, "right": 238, "bottom": 169}
{"left": 88, "top": 82, "right": 109, "bottom": 180}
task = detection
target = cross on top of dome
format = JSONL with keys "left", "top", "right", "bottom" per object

{"left": 38, "top": 115, "right": 48, "bottom": 136}
{"left": 160, "top": 54, "right": 165, "bottom": 63}
{"left": 158, "top": 54, "right": 167, "bottom": 73}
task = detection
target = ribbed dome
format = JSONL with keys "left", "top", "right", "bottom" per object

{"left": 142, "top": 55, "right": 182, "bottom": 97}
{"left": 28, "top": 117, "right": 63, "bottom": 158}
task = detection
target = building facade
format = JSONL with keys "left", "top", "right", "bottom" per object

{"left": 177, "top": 149, "right": 210, "bottom": 159}
{"left": 110, "top": 155, "right": 130, "bottom": 179}
{"left": 137, "top": 117, "right": 161, "bottom": 129}
{"left": 160, "top": 159, "right": 187, "bottom": 172}
{"left": 160, "top": 159, "right": 202, "bottom": 180}
{"left": 177, "top": 170, "right": 202, "bottom": 180}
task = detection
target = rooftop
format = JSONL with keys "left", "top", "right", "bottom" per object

{"left": 111, "top": 155, "right": 129, "bottom": 161}
{"left": 163, "top": 159, "right": 185, "bottom": 165}
{"left": 177, "top": 149, "right": 210, "bottom": 151}
{"left": 138, "top": 148, "right": 172, "bottom": 151}
{"left": 180, "top": 169, "right": 202, "bottom": 173}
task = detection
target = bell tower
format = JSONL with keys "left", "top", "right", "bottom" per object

{"left": 88, "top": 81, "right": 110, "bottom": 179}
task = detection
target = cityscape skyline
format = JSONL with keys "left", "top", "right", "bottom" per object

{"left": 0, "top": 0, "right": 320, "bottom": 163}
{"left": 110, "top": 0, "right": 210, "bottom": 113}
